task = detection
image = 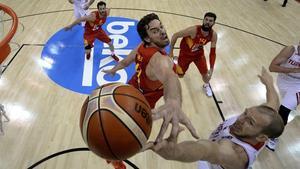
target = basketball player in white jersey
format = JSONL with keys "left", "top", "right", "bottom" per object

{"left": 145, "top": 67, "right": 285, "bottom": 169}
{"left": 267, "top": 42, "right": 300, "bottom": 151}
{"left": 68, "top": 0, "right": 95, "bottom": 26}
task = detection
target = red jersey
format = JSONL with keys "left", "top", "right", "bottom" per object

{"left": 128, "top": 43, "right": 179, "bottom": 108}
{"left": 180, "top": 25, "right": 213, "bottom": 54}
{"left": 129, "top": 43, "right": 168, "bottom": 93}
{"left": 84, "top": 11, "right": 107, "bottom": 35}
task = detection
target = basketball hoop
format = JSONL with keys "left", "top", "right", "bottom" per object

{"left": 0, "top": 3, "right": 18, "bottom": 135}
{"left": 0, "top": 3, "right": 18, "bottom": 64}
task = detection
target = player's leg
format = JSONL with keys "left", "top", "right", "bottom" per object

{"left": 96, "top": 29, "right": 119, "bottom": 62}
{"left": 106, "top": 160, "right": 126, "bottom": 169}
{"left": 280, "top": 90, "right": 300, "bottom": 123}
{"left": 84, "top": 34, "right": 95, "bottom": 60}
{"left": 267, "top": 89, "right": 300, "bottom": 151}
{"left": 194, "top": 54, "right": 212, "bottom": 97}
{"left": 176, "top": 50, "right": 194, "bottom": 77}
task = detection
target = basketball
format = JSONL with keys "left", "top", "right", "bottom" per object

{"left": 79, "top": 83, "right": 152, "bottom": 160}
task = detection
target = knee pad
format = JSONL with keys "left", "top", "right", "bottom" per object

{"left": 279, "top": 105, "right": 291, "bottom": 125}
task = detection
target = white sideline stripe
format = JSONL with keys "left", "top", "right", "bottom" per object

{"left": 82, "top": 47, "right": 94, "bottom": 86}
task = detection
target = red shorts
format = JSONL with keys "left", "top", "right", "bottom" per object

{"left": 84, "top": 29, "right": 111, "bottom": 47}
{"left": 128, "top": 77, "right": 163, "bottom": 109}
{"left": 178, "top": 50, "right": 208, "bottom": 76}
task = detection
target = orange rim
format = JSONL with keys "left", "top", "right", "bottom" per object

{"left": 0, "top": 3, "right": 18, "bottom": 63}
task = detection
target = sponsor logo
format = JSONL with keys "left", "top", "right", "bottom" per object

{"left": 41, "top": 17, "right": 140, "bottom": 94}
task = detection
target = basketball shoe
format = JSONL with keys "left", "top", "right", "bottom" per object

{"left": 106, "top": 160, "right": 126, "bottom": 169}
{"left": 266, "top": 138, "right": 279, "bottom": 151}
{"left": 203, "top": 84, "right": 212, "bottom": 97}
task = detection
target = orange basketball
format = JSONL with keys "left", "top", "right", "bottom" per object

{"left": 80, "top": 83, "right": 152, "bottom": 160}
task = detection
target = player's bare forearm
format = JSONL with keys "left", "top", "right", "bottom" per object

{"left": 265, "top": 80, "right": 280, "bottom": 111}
{"left": 154, "top": 140, "right": 221, "bottom": 163}
{"left": 112, "top": 49, "right": 136, "bottom": 71}
{"left": 170, "top": 34, "right": 178, "bottom": 52}
{"left": 269, "top": 65, "right": 300, "bottom": 73}
{"left": 269, "top": 46, "right": 297, "bottom": 73}
{"left": 111, "top": 60, "right": 129, "bottom": 72}
{"left": 163, "top": 71, "right": 182, "bottom": 105}
{"left": 147, "top": 53, "right": 182, "bottom": 104}
{"left": 260, "top": 68, "right": 280, "bottom": 111}
{"left": 70, "top": 19, "right": 81, "bottom": 27}
{"left": 65, "top": 18, "right": 82, "bottom": 30}
{"left": 153, "top": 55, "right": 182, "bottom": 104}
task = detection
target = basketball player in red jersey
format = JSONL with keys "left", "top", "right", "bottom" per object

{"left": 103, "top": 13, "right": 199, "bottom": 143}
{"left": 170, "top": 12, "right": 217, "bottom": 97}
{"left": 146, "top": 67, "right": 284, "bottom": 169}
{"left": 64, "top": 1, "right": 119, "bottom": 61}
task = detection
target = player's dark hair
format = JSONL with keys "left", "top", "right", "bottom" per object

{"left": 97, "top": 1, "right": 106, "bottom": 9}
{"left": 137, "top": 13, "right": 160, "bottom": 45}
{"left": 204, "top": 12, "right": 217, "bottom": 21}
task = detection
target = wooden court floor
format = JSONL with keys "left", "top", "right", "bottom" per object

{"left": 0, "top": 0, "right": 300, "bottom": 169}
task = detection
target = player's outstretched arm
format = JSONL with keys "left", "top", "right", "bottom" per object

{"left": 269, "top": 46, "right": 300, "bottom": 73}
{"left": 258, "top": 67, "right": 280, "bottom": 111}
{"left": 208, "top": 31, "right": 218, "bottom": 75}
{"left": 102, "top": 48, "right": 137, "bottom": 76}
{"left": 145, "top": 137, "right": 247, "bottom": 169}
{"left": 64, "top": 14, "right": 95, "bottom": 30}
{"left": 169, "top": 26, "right": 197, "bottom": 58}
{"left": 147, "top": 52, "right": 199, "bottom": 142}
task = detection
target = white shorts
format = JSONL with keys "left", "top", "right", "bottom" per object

{"left": 197, "top": 161, "right": 224, "bottom": 169}
{"left": 277, "top": 75, "right": 300, "bottom": 110}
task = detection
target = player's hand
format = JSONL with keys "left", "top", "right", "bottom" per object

{"left": 142, "top": 126, "right": 185, "bottom": 159}
{"left": 152, "top": 99, "right": 199, "bottom": 143}
{"left": 64, "top": 25, "right": 72, "bottom": 31}
{"left": 258, "top": 67, "right": 273, "bottom": 86}
{"left": 102, "top": 69, "right": 116, "bottom": 76}
{"left": 68, "top": 0, "right": 74, "bottom": 4}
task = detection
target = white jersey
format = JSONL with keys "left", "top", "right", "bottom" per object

{"left": 277, "top": 45, "right": 300, "bottom": 110}
{"left": 198, "top": 116, "right": 264, "bottom": 169}
{"left": 278, "top": 45, "right": 300, "bottom": 81}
